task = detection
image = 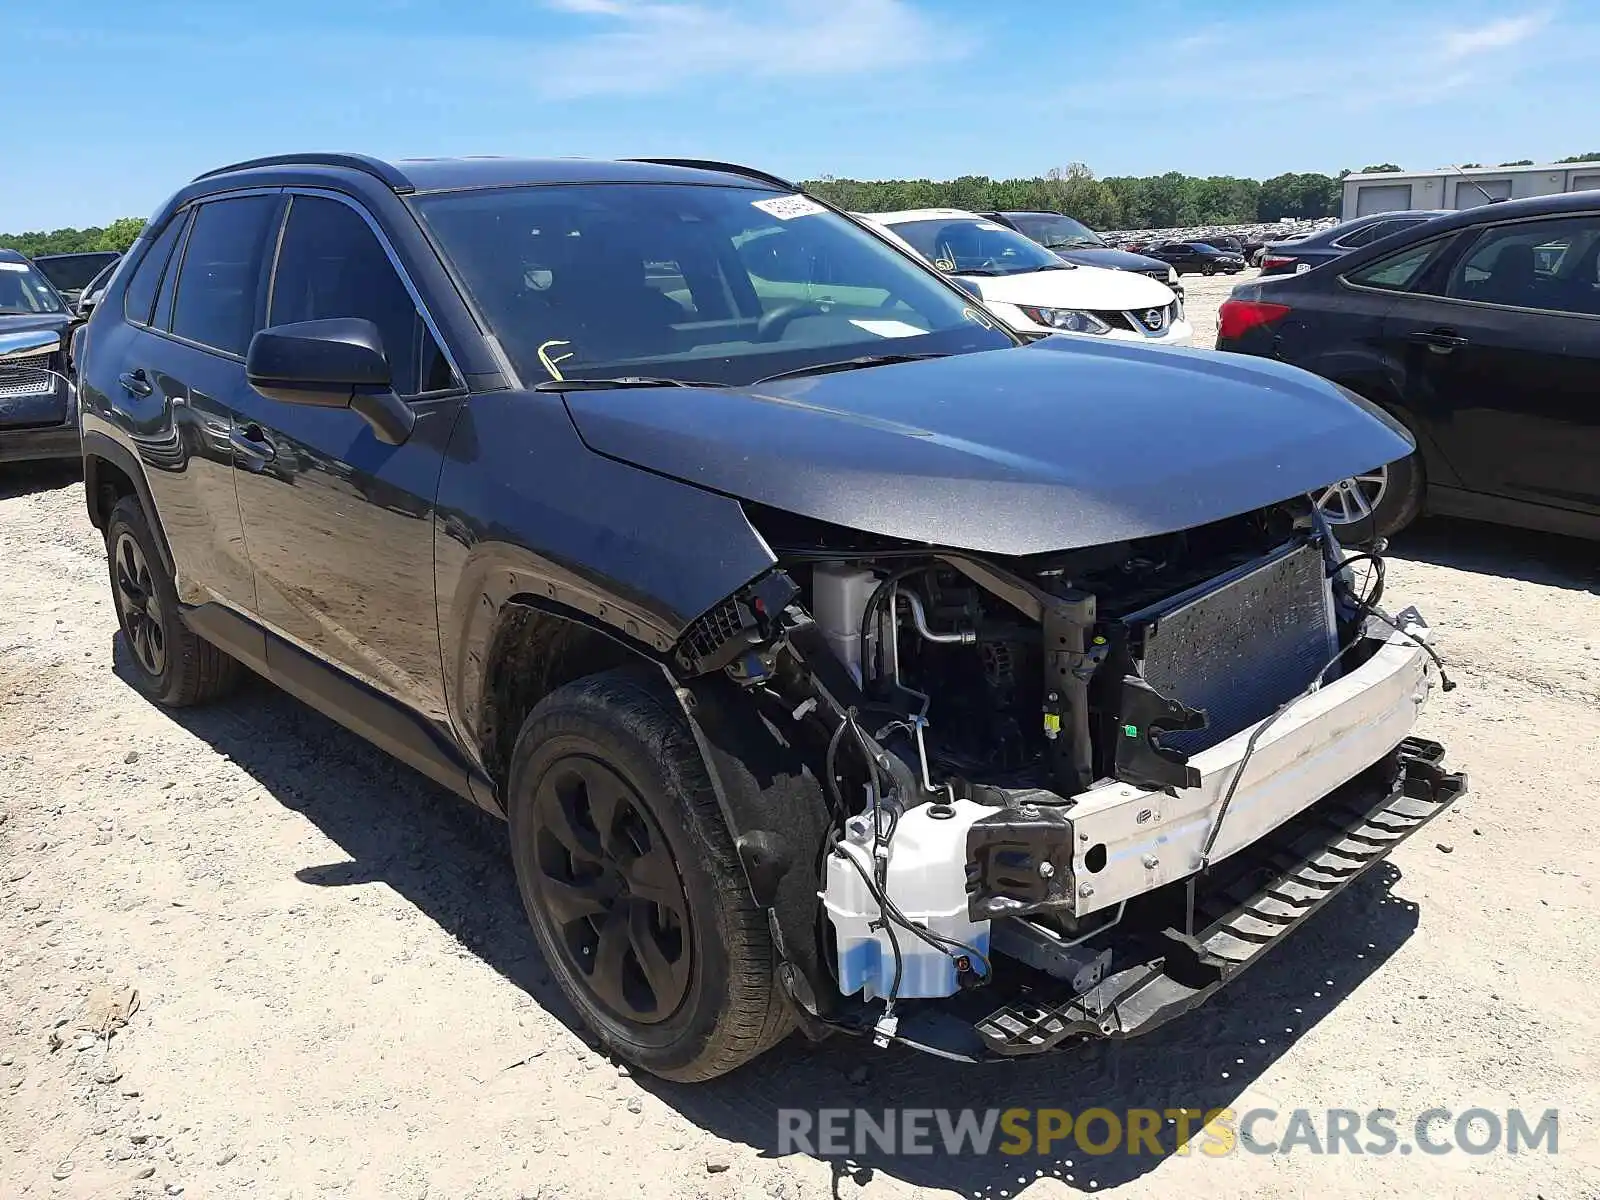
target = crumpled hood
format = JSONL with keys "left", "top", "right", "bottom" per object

{"left": 963, "top": 264, "right": 1174, "bottom": 310}
{"left": 562, "top": 339, "right": 1414, "bottom": 556}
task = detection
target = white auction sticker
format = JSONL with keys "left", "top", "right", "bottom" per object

{"left": 0, "top": 262, "right": 29, "bottom": 272}
{"left": 849, "top": 319, "right": 929, "bottom": 339}
{"left": 751, "top": 194, "right": 827, "bottom": 220}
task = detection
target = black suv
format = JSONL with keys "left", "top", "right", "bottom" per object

{"left": 0, "top": 248, "right": 80, "bottom": 465}
{"left": 79, "top": 154, "right": 1462, "bottom": 1081}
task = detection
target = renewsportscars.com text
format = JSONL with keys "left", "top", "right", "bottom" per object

{"left": 777, "top": 1107, "right": 1559, "bottom": 1158}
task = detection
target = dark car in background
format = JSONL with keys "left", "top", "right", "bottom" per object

{"left": 1258, "top": 211, "right": 1451, "bottom": 277}
{"left": 1217, "top": 191, "right": 1599, "bottom": 540}
{"left": 0, "top": 248, "right": 79, "bottom": 464}
{"left": 1141, "top": 240, "right": 1246, "bottom": 275}
{"left": 978, "top": 211, "right": 1179, "bottom": 290}
{"left": 31, "top": 250, "right": 121, "bottom": 306}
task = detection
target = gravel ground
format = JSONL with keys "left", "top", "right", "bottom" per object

{"left": 1179, "top": 267, "right": 1254, "bottom": 347}
{"left": 3, "top": 396, "right": 1599, "bottom": 1197}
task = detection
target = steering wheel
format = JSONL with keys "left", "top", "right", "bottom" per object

{"left": 756, "top": 300, "right": 828, "bottom": 342}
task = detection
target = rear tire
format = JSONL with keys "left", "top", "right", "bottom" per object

{"left": 105, "top": 496, "right": 241, "bottom": 707}
{"left": 506, "top": 668, "right": 791, "bottom": 1081}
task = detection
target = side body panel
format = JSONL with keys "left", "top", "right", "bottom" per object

{"left": 1380, "top": 298, "right": 1600, "bottom": 516}
{"left": 78, "top": 291, "right": 260, "bottom": 616}
{"left": 434, "top": 389, "right": 777, "bottom": 785}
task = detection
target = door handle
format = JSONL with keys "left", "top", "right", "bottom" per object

{"left": 228, "top": 424, "right": 276, "bottom": 465}
{"left": 1408, "top": 330, "right": 1469, "bottom": 352}
{"left": 118, "top": 369, "right": 153, "bottom": 397}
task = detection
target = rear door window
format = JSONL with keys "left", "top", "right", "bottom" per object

{"left": 268, "top": 195, "right": 456, "bottom": 397}
{"left": 169, "top": 195, "right": 280, "bottom": 356}
{"left": 123, "top": 215, "right": 188, "bottom": 326}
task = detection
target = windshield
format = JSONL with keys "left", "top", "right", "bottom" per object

{"left": 0, "top": 261, "right": 65, "bottom": 314}
{"left": 34, "top": 253, "right": 119, "bottom": 294}
{"left": 413, "top": 184, "right": 1011, "bottom": 386}
{"left": 1007, "top": 213, "right": 1105, "bottom": 250}
{"left": 1191, "top": 243, "right": 1221, "bottom": 254}
{"left": 885, "top": 218, "right": 1065, "bottom": 276}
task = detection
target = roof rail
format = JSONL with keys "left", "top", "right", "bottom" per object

{"left": 625, "top": 158, "right": 797, "bottom": 192}
{"left": 191, "top": 153, "right": 413, "bottom": 194}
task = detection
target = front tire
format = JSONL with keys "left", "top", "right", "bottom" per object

{"left": 507, "top": 669, "right": 791, "bottom": 1081}
{"left": 105, "top": 496, "right": 241, "bottom": 707}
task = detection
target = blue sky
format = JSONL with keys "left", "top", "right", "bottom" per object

{"left": 9, "top": 0, "right": 1595, "bottom": 231}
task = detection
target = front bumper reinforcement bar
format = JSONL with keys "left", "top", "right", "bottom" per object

{"left": 880, "top": 737, "right": 1464, "bottom": 1062}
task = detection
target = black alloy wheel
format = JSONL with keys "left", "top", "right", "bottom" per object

{"left": 113, "top": 530, "right": 166, "bottom": 678}
{"left": 529, "top": 755, "right": 693, "bottom": 1023}
{"left": 506, "top": 669, "right": 792, "bottom": 1081}
{"left": 103, "top": 495, "right": 240, "bottom": 707}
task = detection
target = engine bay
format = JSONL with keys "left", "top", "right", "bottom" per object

{"left": 670, "top": 496, "right": 1436, "bottom": 1051}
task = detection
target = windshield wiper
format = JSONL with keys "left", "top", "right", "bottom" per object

{"left": 533, "top": 376, "right": 729, "bottom": 392}
{"left": 754, "top": 353, "right": 949, "bottom": 385}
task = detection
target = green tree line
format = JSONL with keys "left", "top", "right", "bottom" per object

{"left": 0, "top": 216, "right": 146, "bottom": 259}
{"left": 803, "top": 164, "right": 1332, "bottom": 229}
{"left": 805, "top": 152, "right": 1600, "bottom": 229}
{"left": 5, "top": 153, "right": 1598, "bottom": 253}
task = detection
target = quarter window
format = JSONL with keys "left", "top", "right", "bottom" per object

{"left": 122, "top": 213, "right": 188, "bottom": 326}
{"left": 1444, "top": 215, "right": 1600, "bottom": 315}
{"left": 268, "top": 196, "right": 454, "bottom": 396}
{"left": 1345, "top": 238, "right": 1447, "bottom": 292}
{"left": 170, "top": 196, "right": 280, "bottom": 355}
{"left": 1334, "top": 223, "right": 1382, "bottom": 249}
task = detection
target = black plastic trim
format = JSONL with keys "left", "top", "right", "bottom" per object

{"left": 80, "top": 430, "right": 175, "bottom": 577}
{"left": 179, "top": 602, "right": 271, "bottom": 676}
{"left": 181, "top": 602, "right": 485, "bottom": 803}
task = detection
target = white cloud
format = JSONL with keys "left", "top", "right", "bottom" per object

{"left": 536, "top": 0, "right": 961, "bottom": 97}
{"left": 1439, "top": 13, "right": 1550, "bottom": 59}
{"left": 546, "top": 0, "right": 642, "bottom": 13}
{"left": 1048, "top": 5, "right": 1564, "bottom": 119}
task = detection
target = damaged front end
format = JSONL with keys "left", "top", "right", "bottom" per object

{"left": 667, "top": 495, "right": 1464, "bottom": 1062}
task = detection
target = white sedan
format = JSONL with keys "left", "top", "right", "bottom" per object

{"left": 860, "top": 208, "right": 1193, "bottom": 346}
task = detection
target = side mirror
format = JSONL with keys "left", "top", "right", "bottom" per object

{"left": 0, "top": 329, "right": 62, "bottom": 361}
{"left": 77, "top": 291, "right": 103, "bottom": 319}
{"left": 246, "top": 317, "right": 415, "bottom": 446}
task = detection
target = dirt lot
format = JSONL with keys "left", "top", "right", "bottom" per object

{"left": 1180, "top": 266, "right": 1253, "bottom": 346}
{"left": 4, "top": 395, "right": 1600, "bottom": 1196}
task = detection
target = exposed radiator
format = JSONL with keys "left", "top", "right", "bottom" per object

{"left": 1128, "top": 541, "right": 1336, "bottom": 754}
